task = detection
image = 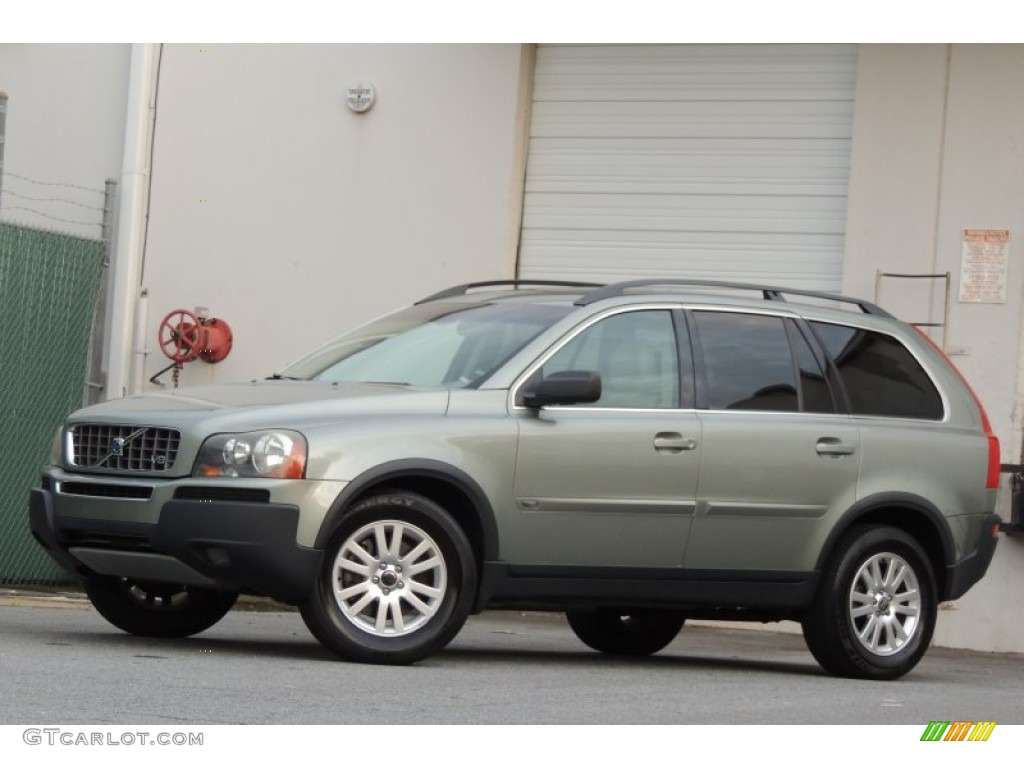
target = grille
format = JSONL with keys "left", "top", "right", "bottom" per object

{"left": 174, "top": 486, "right": 271, "bottom": 503}
{"left": 70, "top": 424, "right": 181, "bottom": 472}
{"left": 59, "top": 482, "right": 154, "bottom": 500}
{"left": 63, "top": 530, "right": 155, "bottom": 552}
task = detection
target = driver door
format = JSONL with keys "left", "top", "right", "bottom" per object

{"left": 508, "top": 308, "right": 701, "bottom": 568}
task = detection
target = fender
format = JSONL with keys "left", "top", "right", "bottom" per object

{"left": 815, "top": 491, "right": 955, "bottom": 572}
{"left": 314, "top": 459, "right": 500, "bottom": 562}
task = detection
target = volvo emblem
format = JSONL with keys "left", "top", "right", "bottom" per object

{"left": 93, "top": 428, "right": 148, "bottom": 467}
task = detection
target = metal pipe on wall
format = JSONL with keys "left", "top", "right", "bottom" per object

{"left": 105, "top": 44, "right": 159, "bottom": 400}
{"left": 0, "top": 91, "right": 8, "bottom": 211}
{"left": 130, "top": 288, "right": 149, "bottom": 394}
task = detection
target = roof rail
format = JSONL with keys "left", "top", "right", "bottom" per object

{"left": 416, "top": 280, "right": 603, "bottom": 305}
{"left": 575, "top": 279, "right": 894, "bottom": 318}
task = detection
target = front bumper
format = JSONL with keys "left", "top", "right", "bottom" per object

{"left": 30, "top": 483, "right": 325, "bottom": 603}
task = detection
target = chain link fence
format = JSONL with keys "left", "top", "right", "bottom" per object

{"left": 0, "top": 221, "right": 105, "bottom": 583}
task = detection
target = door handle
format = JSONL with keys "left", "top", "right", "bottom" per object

{"left": 816, "top": 438, "right": 855, "bottom": 456}
{"left": 654, "top": 432, "right": 697, "bottom": 453}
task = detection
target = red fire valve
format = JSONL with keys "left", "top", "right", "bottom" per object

{"left": 158, "top": 309, "right": 233, "bottom": 364}
{"left": 196, "top": 317, "right": 233, "bottom": 363}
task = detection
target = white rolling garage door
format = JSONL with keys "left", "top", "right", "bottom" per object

{"left": 518, "top": 44, "right": 857, "bottom": 291}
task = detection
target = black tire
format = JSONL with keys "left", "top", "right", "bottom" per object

{"left": 802, "top": 525, "right": 937, "bottom": 680}
{"left": 566, "top": 609, "right": 685, "bottom": 656}
{"left": 84, "top": 577, "right": 238, "bottom": 638}
{"left": 300, "top": 490, "right": 477, "bottom": 665}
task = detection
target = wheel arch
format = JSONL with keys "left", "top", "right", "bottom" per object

{"left": 315, "top": 460, "right": 499, "bottom": 570}
{"left": 816, "top": 493, "right": 955, "bottom": 600}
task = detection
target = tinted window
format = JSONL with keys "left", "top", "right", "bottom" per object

{"left": 789, "top": 322, "right": 836, "bottom": 413}
{"left": 538, "top": 310, "right": 684, "bottom": 408}
{"left": 694, "top": 312, "right": 798, "bottom": 412}
{"left": 810, "top": 322, "right": 943, "bottom": 420}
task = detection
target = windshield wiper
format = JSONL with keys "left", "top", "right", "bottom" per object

{"left": 266, "top": 373, "right": 303, "bottom": 381}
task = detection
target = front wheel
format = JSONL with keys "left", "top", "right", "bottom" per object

{"left": 300, "top": 490, "right": 477, "bottom": 665}
{"left": 566, "top": 609, "right": 685, "bottom": 656}
{"left": 802, "top": 525, "right": 937, "bottom": 680}
{"left": 84, "top": 577, "right": 238, "bottom": 638}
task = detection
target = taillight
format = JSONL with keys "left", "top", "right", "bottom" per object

{"left": 914, "top": 328, "right": 1000, "bottom": 489}
{"left": 983, "top": 423, "right": 1002, "bottom": 490}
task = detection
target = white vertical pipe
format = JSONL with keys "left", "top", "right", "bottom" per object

{"left": 0, "top": 91, "right": 8, "bottom": 211}
{"left": 105, "top": 43, "right": 159, "bottom": 400}
{"left": 130, "top": 289, "right": 150, "bottom": 394}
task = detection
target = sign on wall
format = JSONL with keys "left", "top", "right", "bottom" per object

{"left": 959, "top": 229, "right": 1009, "bottom": 304}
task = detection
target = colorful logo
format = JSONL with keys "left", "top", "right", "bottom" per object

{"left": 921, "top": 721, "right": 997, "bottom": 742}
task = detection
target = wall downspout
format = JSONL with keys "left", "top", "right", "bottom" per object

{"left": 105, "top": 43, "right": 159, "bottom": 400}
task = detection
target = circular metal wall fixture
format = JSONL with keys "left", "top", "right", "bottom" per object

{"left": 346, "top": 82, "right": 376, "bottom": 114}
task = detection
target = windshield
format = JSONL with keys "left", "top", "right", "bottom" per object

{"left": 278, "top": 301, "right": 573, "bottom": 388}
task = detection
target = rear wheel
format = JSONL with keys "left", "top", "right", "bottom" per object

{"left": 84, "top": 577, "right": 238, "bottom": 638}
{"left": 803, "top": 526, "right": 937, "bottom": 680}
{"left": 566, "top": 609, "right": 685, "bottom": 656}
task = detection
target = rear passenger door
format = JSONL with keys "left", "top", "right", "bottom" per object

{"left": 684, "top": 310, "right": 860, "bottom": 573}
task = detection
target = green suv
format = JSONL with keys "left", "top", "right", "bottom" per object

{"left": 29, "top": 280, "right": 1002, "bottom": 679}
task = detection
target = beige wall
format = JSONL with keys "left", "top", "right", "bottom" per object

{"left": 0, "top": 44, "right": 130, "bottom": 239}
{"left": 140, "top": 44, "right": 530, "bottom": 387}
{"left": 844, "top": 44, "right": 1024, "bottom": 652}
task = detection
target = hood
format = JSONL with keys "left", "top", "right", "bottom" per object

{"left": 67, "top": 380, "right": 451, "bottom": 431}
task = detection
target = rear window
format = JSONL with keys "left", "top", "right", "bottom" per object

{"left": 810, "top": 322, "right": 944, "bottom": 420}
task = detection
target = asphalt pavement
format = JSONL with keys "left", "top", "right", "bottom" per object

{"left": 1, "top": 588, "right": 1022, "bottom": 725}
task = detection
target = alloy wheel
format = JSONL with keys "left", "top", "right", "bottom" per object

{"left": 330, "top": 519, "right": 448, "bottom": 637}
{"left": 848, "top": 551, "right": 921, "bottom": 656}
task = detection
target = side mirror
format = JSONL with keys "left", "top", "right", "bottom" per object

{"left": 521, "top": 370, "right": 601, "bottom": 409}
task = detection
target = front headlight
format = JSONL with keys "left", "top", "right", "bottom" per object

{"left": 194, "top": 430, "right": 307, "bottom": 479}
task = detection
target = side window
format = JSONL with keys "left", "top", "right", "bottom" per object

{"left": 693, "top": 312, "right": 798, "bottom": 412}
{"left": 539, "top": 310, "right": 684, "bottom": 408}
{"left": 788, "top": 322, "right": 836, "bottom": 414}
{"left": 810, "top": 321, "right": 944, "bottom": 420}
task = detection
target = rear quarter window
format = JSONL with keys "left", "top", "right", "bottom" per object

{"left": 810, "top": 321, "right": 944, "bottom": 420}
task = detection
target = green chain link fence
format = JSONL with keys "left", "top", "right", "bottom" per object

{"left": 0, "top": 221, "right": 105, "bottom": 584}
